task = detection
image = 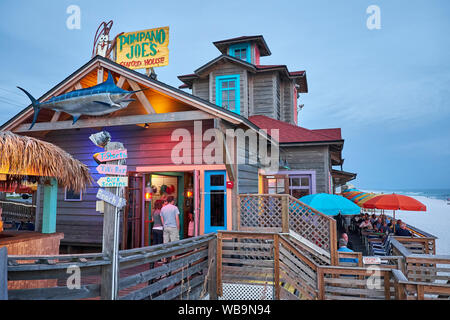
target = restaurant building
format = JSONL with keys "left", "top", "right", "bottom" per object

{"left": 0, "top": 35, "right": 355, "bottom": 251}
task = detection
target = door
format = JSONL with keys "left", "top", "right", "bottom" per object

{"left": 262, "top": 175, "right": 289, "bottom": 195}
{"left": 123, "top": 174, "right": 143, "bottom": 249}
{"left": 204, "top": 170, "right": 227, "bottom": 233}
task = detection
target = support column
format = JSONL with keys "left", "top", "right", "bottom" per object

{"left": 42, "top": 178, "right": 58, "bottom": 234}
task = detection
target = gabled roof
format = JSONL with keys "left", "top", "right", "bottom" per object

{"left": 178, "top": 55, "right": 308, "bottom": 92}
{"left": 0, "top": 55, "right": 266, "bottom": 136}
{"left": 213, "top": 35, "right": 271, "bottom": 56}
{"left": 248, "top": 115, "right": 343, "bottom": 144}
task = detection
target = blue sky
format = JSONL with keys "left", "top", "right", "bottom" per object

{"left": 0, "top": 0, "right": 449, "bottom": 189}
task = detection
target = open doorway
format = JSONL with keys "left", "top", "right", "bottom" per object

{"left": 143, "top": 171, "right": 195, "bottom": 246}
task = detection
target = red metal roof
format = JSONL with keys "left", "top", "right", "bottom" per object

{"left": 312, "top": 128, "right": 342, "bottom": 140}
{"left": 249, "top": 115, "right": 342, "bottom": 143}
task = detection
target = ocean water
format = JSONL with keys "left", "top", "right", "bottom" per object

{"left": 359, "top": 188, "right": 450, "bottom": 202}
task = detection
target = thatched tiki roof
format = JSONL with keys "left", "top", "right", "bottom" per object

{"left": 0, "top": 131, "right": 93, "bottom": 192}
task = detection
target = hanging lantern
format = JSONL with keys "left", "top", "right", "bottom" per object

{"left": 145, "top": 182, "right": 152, "bottom": 201}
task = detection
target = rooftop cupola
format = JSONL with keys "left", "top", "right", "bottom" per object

{"left": 213, "top": 35, "right": 271, "bottom": 65}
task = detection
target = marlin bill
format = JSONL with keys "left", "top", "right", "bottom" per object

{"left": 17, "top": 72, "right": 144, "bottom": 129}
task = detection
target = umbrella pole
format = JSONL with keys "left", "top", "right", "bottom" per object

{"left": 393, "top": 210, "right": 396, "bottom": 234}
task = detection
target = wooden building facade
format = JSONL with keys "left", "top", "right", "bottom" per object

{"left": 179, "top": 35, "right": 356, "bottom": 198}
{"left": 1, "top": 35, "right": 355, "bottom": 251}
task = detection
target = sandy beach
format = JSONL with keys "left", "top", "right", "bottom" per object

{"left": 361, "top": 191, "right": 450, "bottom": 255}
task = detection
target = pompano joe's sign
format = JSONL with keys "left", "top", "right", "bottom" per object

{"left": 116, "top": 26, "right": 169, "bottom": 70}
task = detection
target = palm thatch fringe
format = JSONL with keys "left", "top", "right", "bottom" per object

{"left": 0, "top": 131, "right": 93, "bottom": 192}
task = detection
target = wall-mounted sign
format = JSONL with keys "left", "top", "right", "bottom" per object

{"left": 116, "top": 26, "right": 169, "bottom": 70}
{"left": 96, "top": 188, "right": 127, "bottom": 208}
{"left": 94, "top": 149, "right": 128, "bottom": 162}
{"left": 97, "top": 176, "right": 128, "bottom": 188}
{"left": 96, "top": 164, "right": 127, "bottom": 176}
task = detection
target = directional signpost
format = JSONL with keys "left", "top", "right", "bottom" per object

{"left": 89, "top": 131, "right": 128, "bottom": 300}
{"left": 97, "top": 188, "right": 127, "bottom": 208}
{"left": 94, "top": 149, "right": 128, "bottom": 162}
{"left": 96, "top": 164, "right": 127, "bottom": 176}
{"left": 97, "top": 176, "right": 128, "bottom": 188}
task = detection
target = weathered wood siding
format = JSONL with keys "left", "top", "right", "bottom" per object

{"left": 274, "top": 74, "right": 281, "bottom": 120}
{"left": 192, "top": 77, "right": 209, "bottom": 101}
{"left": 281, "top": 80, "right": 294, "bottom": 124}
{"left": 237, "top": 137, "right": 259, "bottom": 194}
{"left": 252, "top": 73, "right": 276, "bottom": 118}
{"left": 282, "top": 145, "right": 330, "bottom": 193}
{"left": 32, "top": 120, "right": 214, "bottom": 246}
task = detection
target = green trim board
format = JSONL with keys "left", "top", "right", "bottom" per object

{"left": 42, "top": 178, "right": 58, "bottom": 234}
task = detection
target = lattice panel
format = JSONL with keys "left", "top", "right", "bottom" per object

{"left": 288, "top": 198, "right": 331, "bottom": 251}
{"left": 239, "top": 195, "right": 282, "bottom": 229}
{"left": 220, "top": 283, "right": 274, "bottom": 300}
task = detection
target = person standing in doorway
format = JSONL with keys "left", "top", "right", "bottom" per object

{"left": 187, "top": 212, "right": 194, "bottom": 238}
{"left": 151, "top": 200, "right": 164, "bottom": 245}
{"left": 160, "top": 196, "right": 180, "bottom": 243}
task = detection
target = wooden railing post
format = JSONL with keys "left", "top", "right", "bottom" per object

{"left": 216, "top": 232, "right": 223, "bottom": 297}
{"left": 383, "top": 271, "right": 391, "bottom": 300}
{"left": 0, "top": 247, "right": 7, "bottom": 300}
{"left": 329, "top": 219, "right": 338, "bottom": 265}
{"left": 274, "top": 234, "right": 280, "bottom": 300}
{"left": 317, "top": 267, "right": 324, "bottom": 300}
{"left": 208, "top": 237, "right": 218, "bottom": 300}
{"left": 281, "top": 195, "right": 289, "bottom": 233}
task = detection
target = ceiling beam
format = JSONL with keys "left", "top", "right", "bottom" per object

{"left": 126, "top": 79, "right": 155, "bottom": 114}
{"left": 13, "top": 111, "right": 214, "bottom": 133}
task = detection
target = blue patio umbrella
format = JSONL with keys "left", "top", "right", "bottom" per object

{"left": 299, "top": 193, "right": 361, "bottom": 216}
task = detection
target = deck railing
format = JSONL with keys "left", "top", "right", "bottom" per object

{"left": 238, "top": 194, "right": 338, "bottom": 265}
{"left": 117, "top": 233, "right": 216, "bottom": 300}
{"left": 7, "top": 253, "right": 108, "bottom": 299}
{"left": 0, "top": 200, "right": 36, "bottom": 223}
{"left": 5, "top": 231, "right": 449, "bottom": 300}
{"left": 6, "top": 233, "right": 217, "bottom": 300}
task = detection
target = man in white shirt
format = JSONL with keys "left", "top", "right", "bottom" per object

{"left": 160, "top": 196, "right": 180, "bottom": 243}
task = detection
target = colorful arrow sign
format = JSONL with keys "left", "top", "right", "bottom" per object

{"left": 94, "top": 149, "right": 128, "bottom": 163}
{"left": 97, "top": 176, "right": 128, "bottom": 187}
{"left": 96, "top": 188, "right": 127, "bottom": 208}
{"left": 96, "top": 164, "right": 127, "bottom": 176}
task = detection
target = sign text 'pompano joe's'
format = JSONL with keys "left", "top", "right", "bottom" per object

{"left": 116, "top": 26, "right": 169, "bottom": 70}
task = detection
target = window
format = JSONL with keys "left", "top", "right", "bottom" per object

{"left": 229, "top": 43, "right": 251, "bottom": 63}
{"left": 289, "top": 175, "right": 312, "bottom": 199}
{"left": 64, "top": 188, "right": 82, "bottom": 201}
{"left": 216, "top": 74, "right": 240, "bottom": 115}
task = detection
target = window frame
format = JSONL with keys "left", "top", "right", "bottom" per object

{"left": 215, "top": 74, "right": 241, "bottom": 115}
{"left": 64, "top": 188, "right": 83, "bottom": 202}
{"left": 228, "top": 43, "right": 251, "bottom": 63}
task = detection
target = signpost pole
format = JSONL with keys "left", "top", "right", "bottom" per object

{"left": 102, "top": 140, "right": 125, "bottom": 300}
{"left": 91, "top": 131, "right": 127, "bottom": 301}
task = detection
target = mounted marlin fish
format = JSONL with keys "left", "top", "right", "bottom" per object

{"left": 17, "top": 72, "right": 144, "bottom": 129}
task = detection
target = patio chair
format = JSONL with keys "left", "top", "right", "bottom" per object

{"left": 369, "top": 234, "right": 392, "bottom": 256}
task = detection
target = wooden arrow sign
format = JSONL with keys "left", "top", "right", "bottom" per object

{"left": 94, "top": 149, "right": 128, "bottom": 163}
{"left": 96, "top": 164, "right": 127, "bottom": 176}
{"left": 96, "top": 188, "right": 127, "bottom": 208}
{"left": 97, "top": 176, "right": 128, "bottom": 187}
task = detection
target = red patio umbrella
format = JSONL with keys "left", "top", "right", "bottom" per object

{"left": 363, "top": 193, "right": 426, "bottom": 232}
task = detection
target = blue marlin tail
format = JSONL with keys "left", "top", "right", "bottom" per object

{"left": 17, "top": 87, "right": 40, "bottom": 129}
